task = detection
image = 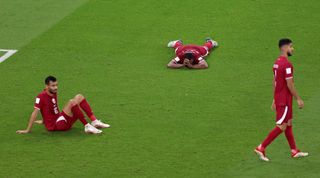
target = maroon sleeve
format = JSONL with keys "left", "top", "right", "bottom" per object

{"left": 34, "top": 94, "right": 43, "bottom": 110}
{"left": 284, "top": 63, "right": 293, "bottom": 79}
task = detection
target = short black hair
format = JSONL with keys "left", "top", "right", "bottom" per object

{"left": 279, "top": 38, "right": 292, "bottom": 48}
{"left": 45, "top": 76, "right": 57, "bottom": 85}
{"left": 184, "top": 52, "right": 194, "bottom": 60}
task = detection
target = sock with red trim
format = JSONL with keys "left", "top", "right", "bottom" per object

{"left": 79, "top": 99, "right": 97, "bottom": 121}
{"left": 285, "top": 126, "right": 297, "bottom": 151}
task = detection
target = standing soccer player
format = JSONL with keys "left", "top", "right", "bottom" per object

{"left": 16, "top": 76, "right": 110, "bottom": 134}
{"left": 167, "top": 37, "right": 218, "bottom": 69}
{"left": 254, "top": 39, "right": 308, "bottom": 161}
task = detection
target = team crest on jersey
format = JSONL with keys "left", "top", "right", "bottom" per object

{"left": 52, "top": 98, "right": 56, "bottom": 104}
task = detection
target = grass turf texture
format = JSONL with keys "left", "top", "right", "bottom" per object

{"left": 1, "top": 0, "right": 320, "bottom": 177}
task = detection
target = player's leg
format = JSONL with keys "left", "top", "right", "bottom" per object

{"left": 167, "top": 40, "right": 183, "bottom": 49}
{"left": 62, "top": 99, "right": 102, "bottom": 134}
{"left": 73, "top": 94, "right": 110, "bottom": 128}
{"left": 284, "top": 107, "right": 308, "bottom": 158}
{"left": 55, "top": 115, "right": 70, "bottom": 131}
{"left": 62, "top": 99, "right": 88, "bottom": 125}
{"left": 204, "top": 38, "right": 218, "bottom": 49}
{"left": 198, "top": 38, "right": 218, "bottom": 57}
{"left": 254, "top": 106, "right": 288, "bottom": 161}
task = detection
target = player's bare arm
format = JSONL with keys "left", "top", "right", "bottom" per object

{"left": 16, "top": 108, "right": 39, "bottom": 134}
{"left": 186, "top": 60, "right": 208, "bottom": 69}
{"left": 271, "top": 78, "right": 276, "bottom": 111}
{"left": 34, "top": 120, "right": 43, "bottom": 124}
{"left": 286, "top": 78, "right": 304, "bottom": 109}
{"left": 167, "top": 59, "right": 184, "bottom": 68}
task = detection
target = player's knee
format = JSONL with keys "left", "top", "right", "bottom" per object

{"left": 68, "top": 99, "right": 77, "bottom": 107}
{"left": 277, "top": 123, "right": 287, "bottom": 131}
{"left": 74, "top": 94, "right": 85, "bottom": 103}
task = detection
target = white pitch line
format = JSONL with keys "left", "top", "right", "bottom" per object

{"left": 0, "top": 49, "right": 18, "bottom": 63}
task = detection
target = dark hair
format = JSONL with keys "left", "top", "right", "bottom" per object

{"left": 45, "top": 76, "right": 57, "bottom": 85}
{"left": 279, "top": 38, "right": 292, "bottom": 48}
{"left": 184, "top": 52, "right": 194, "bottom": 60}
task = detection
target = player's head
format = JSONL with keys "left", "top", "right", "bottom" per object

{"left": 45, "top": 76, "right": 58, "bottom": 94}
{"left": 279, "top": 38, "right": 294, "bottom": 56}
{"left": 184, "top": 52, "right": 194, "bottom": 60}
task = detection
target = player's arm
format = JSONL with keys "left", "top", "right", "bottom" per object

{"left": 16, "top": 108, "right": 40, "bottom": 134}
{"left": 167, "top": 58, "right": 184, "bottom": 69}
{"left": 186, "top": 58, "right": 208, "bottom": 69}
{"left": 271, "top": 77, "right": 276, "bottom": 111}
{"left": 286, "top": 78, "right": 304, "bottom": 109}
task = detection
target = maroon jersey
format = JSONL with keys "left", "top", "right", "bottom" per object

{"left": 174, "top": 45, "right": 208, "bottom": 64}
{"left": 34, "top": 90, "right": 60, "bottom": 130}
{"left": 273, "top": 56, "right": 293, "bottom": 106}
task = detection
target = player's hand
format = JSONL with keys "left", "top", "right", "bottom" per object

{"left": 16, "top": 129, "right": 30, "bottom": 134}
{"left": 34, "top": 120, "right": 43, "bottom": 124}
{"left": 183, "top": 59, "right": 190, "bottom": 66}
{"left": 297, "top": 99, "right": 304, "bottom": 109}
{"left": 271, "top": 101, "right": 276, "bottom": 111}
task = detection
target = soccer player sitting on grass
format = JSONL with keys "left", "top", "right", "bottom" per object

{"left": 167, "top": 37, "right": 218, "bottom": 69}
{"left": 16, "top": 76, "right": 110, "bottom": 134}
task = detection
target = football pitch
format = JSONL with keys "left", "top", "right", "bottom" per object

{"left": 1, "top": 0, "right": 320, "bottom": 177}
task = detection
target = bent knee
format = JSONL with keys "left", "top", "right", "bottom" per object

{"left": 277, "top": 123, "right": 288, "bottom": 131}
{"left": 68, "top": 99, "right": 77, "bottom": 107}
{"left": 74, "top": 94, "right": 85, "bottom": 103}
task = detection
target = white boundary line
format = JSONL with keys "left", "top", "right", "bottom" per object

{"left": 0, "top": 49, "right": 18, "bottom": 63}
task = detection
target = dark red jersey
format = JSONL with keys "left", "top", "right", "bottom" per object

{"left": 34, "top": 90, "right": 60, "bottom": 130}
{"left": 273, "top": 56, "right": 293, "bottom": 106}
{"left": 174, "top": 44, "right": 209, "bottom": 64}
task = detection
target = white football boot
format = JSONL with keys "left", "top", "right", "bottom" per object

{"left": 85, "top": 123, "right": 102, "bottom": 134}
{"left": 292, "top": 149, "right": 309, "bottom": 158}
{"left": 167, "top": 40, "right": 182, "bottom": 48}
{"left": 91, "top": 119, "right": 110, "bottom": 129}
{"left": 254, "top": 147, "right": 270, "bottom": 162}
{"left": 205, "top": 37, "right": 218, "bottom": 47}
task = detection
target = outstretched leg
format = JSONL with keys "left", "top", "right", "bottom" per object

{"left": 167, "top": 40, "right": 183, "bottom": 49}
{"left": 200, "top": 38, "right": 218, "bottom": 57}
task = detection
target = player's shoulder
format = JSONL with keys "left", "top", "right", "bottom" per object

{"left": 275, "top": 56, "right": 291, "bottom": 67}
{"left": 36, "top": 90, "right": 47, "bottom": 98}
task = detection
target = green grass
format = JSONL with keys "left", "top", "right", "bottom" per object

{"left": 1, "top": 0, "right": 320, "bottom": 177}
{"left": 0, "top": 51, "right": 6, "bottom": 57}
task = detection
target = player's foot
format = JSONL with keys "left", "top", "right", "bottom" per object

{"left": 205, "top": 37, "right": 218, "bottom": 47}
{"left": 91, "top": 119, "right": 110, "bottom": 129}
{"left": 84, "top": 123, "right": 102, "bottom": 134}
{"left": 167, "top": 40, "right": 182, "bottom": 48}
{"left": 292, "top": 149, "right": 309, "bottom": 158}
{"left": 254, "top": 147, "right": 269, "bottom": 162}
